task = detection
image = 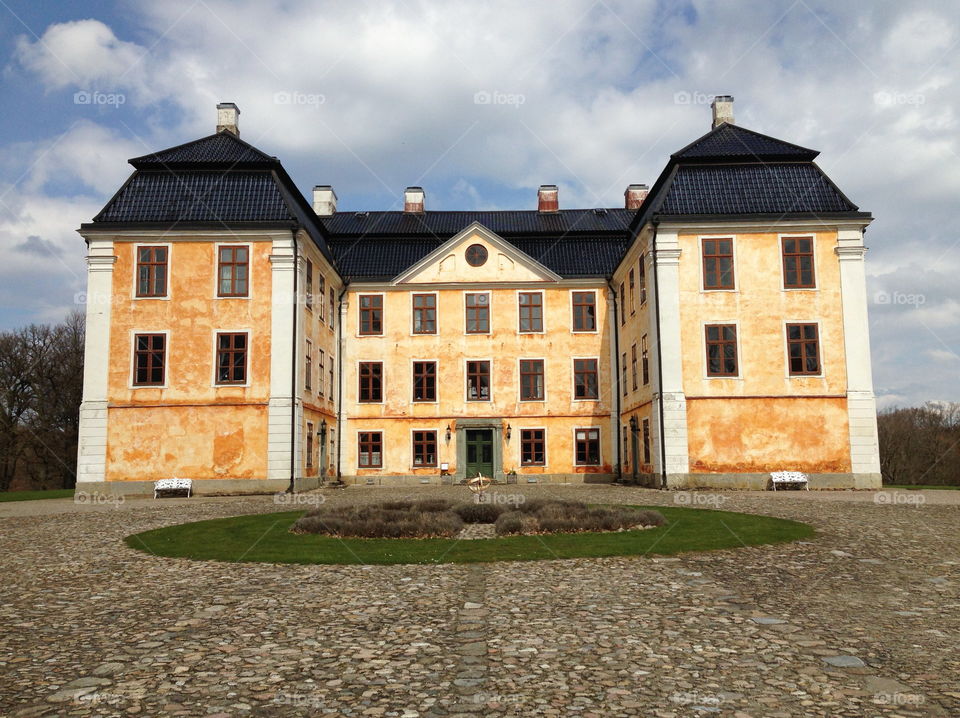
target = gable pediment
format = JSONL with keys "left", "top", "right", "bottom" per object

{"left": 391, "top": 222, "right": 561, "bottom": 285}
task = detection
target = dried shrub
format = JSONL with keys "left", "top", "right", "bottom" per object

{"left": 494, "top": 501, "right": 665, "bottom": 536}
{"left": 293, "top": 502, "right": 462, "bottom": 539}
{"left": 453, "top": 502, "right": 506, "bottom": 524}
{"left": 414, "top": 498, "right": 453, "bottom": 513}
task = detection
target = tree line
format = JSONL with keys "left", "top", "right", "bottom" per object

{"left": 0, "top": 312, "right": 84, "bottom": 491}
{"left": 0, "top": 311, "right": 956, "bottom": 491}
{"left": 877, "top": 403, "right": 960, "bottom": 486}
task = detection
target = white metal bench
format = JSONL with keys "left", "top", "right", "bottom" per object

{"left": 770, "top": 471, "right": 809, "bottom": 491}
{"left": 154, "top": 478, "right": 193, "bottom": 498}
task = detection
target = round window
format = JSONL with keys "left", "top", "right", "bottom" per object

{"left": 465, "top": 244, "right": 488, "bottom": 267}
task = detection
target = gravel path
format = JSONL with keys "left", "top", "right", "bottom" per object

{"left": 0, "top": 485, "right": 957, "bottom": 717}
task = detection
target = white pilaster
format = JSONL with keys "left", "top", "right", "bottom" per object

{"left": 836, "top": 229, "right": 881, "bottom": 478}
{"left": 606, "top": 287, "right": 620, "bottom": 470}
{"left": 652, "top": 231, "right": 689, "bottom": 478}
{"left": 76, "top": 239, "right": 116, "bottom": 485}
{"left": 268, "top": 236, "right": 297, "bottom": 481}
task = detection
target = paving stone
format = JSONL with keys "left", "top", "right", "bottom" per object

{"left": 1, "top": 486, "right": 958, "bottom": 716}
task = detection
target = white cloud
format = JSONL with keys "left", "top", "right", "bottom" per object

{"left": 3, "top": 0, "right": 960, "bottom": 406}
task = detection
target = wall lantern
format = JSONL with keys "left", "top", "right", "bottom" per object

{"left": 445, "top": 424, "right": 452, "bottom": 442}
{"left": 506, "top": 423, "right": 512, "bottom": 440}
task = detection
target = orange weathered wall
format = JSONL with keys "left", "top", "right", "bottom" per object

{"left": 105, "top": 239, "right": 275, "bottom": 481}
{"left": 677, "top": 229, "right": 851, "bottom": 473}
{"left": 105, "top": 405, "right": 268, "bottom": 481}
{"left": 686, "top": 397, "right": 851, "bottom": 473}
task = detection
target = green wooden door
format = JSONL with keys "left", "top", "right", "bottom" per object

{"left": 465, "top": 429, "right": 494, "bottom": 478}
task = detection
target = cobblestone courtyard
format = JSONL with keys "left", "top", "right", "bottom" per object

{"left": 1, "top": 486, "right": 957, "bottom": 717}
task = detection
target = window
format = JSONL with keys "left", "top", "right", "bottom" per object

{"left": 619, "top": 283, "right": 626, "bottom": 325}
{"left": 217, "top": 247, "right": 250, "bottom": 297}
{"left": 575, "top": 428, "right": 600, "bottom": 466}
{"left": 631, "top": 344, "right": 638, "bottom": 391}
{"left": 358, "top": 432, "right": 382, "bottom": 468}
{"left": 413, "top": 430, "right": 438, "bottom": 467}
{"left": 306, "top": 423, "right": 314, "bottom": 468}
{"left": 216, "top": 332, "right": 247, "bottom": 385}
{"left": 133, "top": 334, "right": 165, "bottom": 386}
{"left": 702, "top": 238, "right": 734, "bottom": 290}
{"left": 629, "top": 269, "right": 636, "bottom": 313}
{"left": 638, "top": 254, "right": 647, "bottom": 305}
{"left": 706, "top": 324, "right": 738, "bottom": 377}
{"left": 573, "top": 358, "right": 599, "bottom": 400}
{"left": 305, "top": 259, "right": 313, "bottom": 309}
{"left": 518, "top": 292, "right": 543, "bottom": 332}
{"left": 329, "top": 354, "right": 335, "bottom": 398}
{"left": 466, "top": 360, "right": 490, "bottom": 401}
{"left": 520, "top": 429, "right": 545, "bottom": 466}
{"left": 359, "top": 361, "right": 383, "bottom": 402}
{"left": 465, "top": 293, "right": 490, "bottom": 333}
{"left": 412, "top": 294, "right": 437, "bottom": 334}
{"left": 413, "top": 361, "right": 437, "bottom": 402}
{"left": 572, "top": 291, "right": 596, "bottom": 331}
{"left": 465, "top": 244, "right": 488, "bottom": 267}
{"left": 641, "top": 335, "right": 649, "bottom": 385}
{"left": 318, "top": 350, "right": 325, "bottom": 397}
{"left": 318, "top": 274, "right": 326, "bottom": 321}
{"left": 787, "top": 323, "right": 821, "bottom": 375}
{"left": 519, "top": 359, "right": 544, "bottom": 401}
{"left": 642, "top": 418, "right": 650, "bottom": 464}
{"left": 783, "top": 237, "right": 816, "bottom": 288}
{"left": 359, "top": 295, "right": 383, "bottom": 335}
{"left": 136, "top": 246, "right": 168, "bottom": 297}
{"left": 305, "top": 342, "right": 312, "bottom": 391}
{"left": 621, "top": 353, "right": 627, "bottom": 397}
{"left": 329, "top": 287, "right": 336, "bottom": 328}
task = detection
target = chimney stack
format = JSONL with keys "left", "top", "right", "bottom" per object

{"left": 404, "top": 186, "right": 425, "bottom": 214}
{"left": 216, "top": 102, "right": 240, "bottom": 136}
{"left": 624, "top": 183, "right": 649, "bottom": 210}
{"left": 312, "top": 185, "right": 337, "bottom": 216}
{"left": 711, "top": 95, "right": 734, "bottom": 129}
{"left": 537, "top": 184, "right": 559, "bottom": 213}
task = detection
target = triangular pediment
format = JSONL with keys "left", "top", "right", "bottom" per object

{"left": 391, "top": 222, "right": 562, "bottom": 285}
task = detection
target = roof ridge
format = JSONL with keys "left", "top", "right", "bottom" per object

{"left": 129, "top": 131, "right": 278, "bottom": 167}
{"left": 671, "top": 123, "right": 818, "bottom": 161}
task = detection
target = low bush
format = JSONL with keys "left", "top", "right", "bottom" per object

{"left": 293, "top": 502, "right": 462, "bottom": 538}
{"left": 453, "top": 502, "right": 506, "bottom": 523}
{"left": 495, "top": 501, "right": 665, "bottom": 536}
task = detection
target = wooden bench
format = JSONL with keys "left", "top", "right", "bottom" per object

{"left": 770, "top": 471, "right": 809, "bottom": 491}
{"left": 154, "top": 478, "right": 193, "bottom": 498}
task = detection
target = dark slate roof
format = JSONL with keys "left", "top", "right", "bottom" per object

{"left": 657, "top": 163, "right": 858, "bottom": 215}
{"left": 672, "top": 123, "right": 818, "bottom": 162}
{"left": 130, "top": 132, "right": 277, "bottom": 168}
{"left": 321, "top": 208, "right": 635, "bottom": 237}
{"left": 94, "top": 171, "right": 295, "bottom": 223}
{"left": 329, "top": 235, "right": 627, "bottom": 280}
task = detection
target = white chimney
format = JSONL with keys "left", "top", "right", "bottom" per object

{"left": 624, "top": 184, "right": 649, "bottom": 210}
{"left": 537, "top": 184, "right": 559, "bottom": 213}
{"left": 711, "top": 95, "right": 734, "bottom": 129}
{"left": 404, "top": 186, "right": 425, "bottom": 214}
{"left": 313, "top": 185, "right": 337, "bottom": 216}
{"left": 217, "top": 102, "right": 240, "bottom": 135}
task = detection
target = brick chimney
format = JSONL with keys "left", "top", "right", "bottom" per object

{"left": 711, "top": 95, "right": 734, "bottom": 129}
{"left": 216, "top": 102, "right": 240, "bottom": 136}
{"left": 403, "top": 187, "right": 425, "bottom": 214}
{"left": 537, "top": 185, "right": 558, "bottom": 213}
{"left": 624, "top": 184, "right": 649, "bottom": 210}
{"left": 312, "top": 185, "right": 337, "bottom": 216}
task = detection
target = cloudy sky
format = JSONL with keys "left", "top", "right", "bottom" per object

{"left": 0, "top": 0, "right": 957, "bottom": 408}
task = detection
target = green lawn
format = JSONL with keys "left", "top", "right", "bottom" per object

{"left": 883, "top": 484, "right": 960, "bottom": 491}
{"left": 125, "top": 505, "right": 814, "bottom": 565}
{"left": 0, "top": 489, "right": 75, "bottom": 502}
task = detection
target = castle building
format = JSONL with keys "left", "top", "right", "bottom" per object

{"left": 76, "top": 97, "right": 881, "bottom": 493}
